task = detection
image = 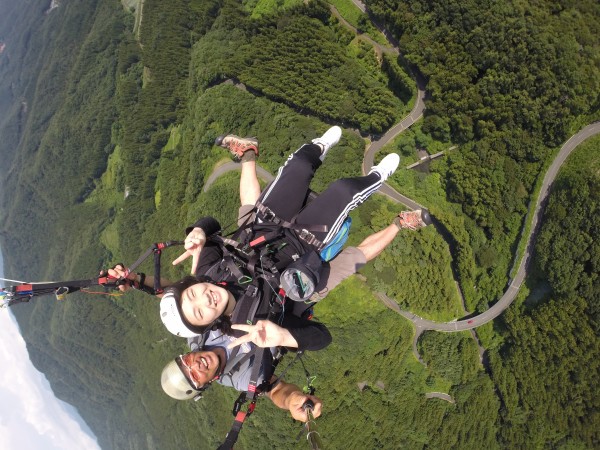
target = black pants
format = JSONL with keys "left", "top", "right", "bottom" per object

{"left": 258, "top": 143, "right": 383, "bottom": 243}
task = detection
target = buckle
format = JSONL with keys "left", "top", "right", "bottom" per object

{"left": 261, "top": 207, "right": 279, "bottom": 224}
{"left": 245, "top": 284, "right": 259, "bottom": 298}
{"left": 298, "top": 229, "right": 315, "bottom": 244}
{"left": 232, "top": 392, "right": 247, "bottom": 417}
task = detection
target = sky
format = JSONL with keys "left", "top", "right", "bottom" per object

{"left": 0, "top": 252, "right": 102, "bottom": 450}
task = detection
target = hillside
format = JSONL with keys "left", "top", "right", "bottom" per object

{"left": 1, "top": 0, "right": 598, "bottom": 448}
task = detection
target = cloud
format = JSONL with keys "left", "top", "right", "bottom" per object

{"left": 0, "top": 311, "right": 101, "bottom": 450}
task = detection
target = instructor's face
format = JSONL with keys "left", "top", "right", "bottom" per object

{"left": 180, "top": 282, "right": 231, "bottom": 326}
{"left": 179, "top": 351, "right": 220, "bottom": 387}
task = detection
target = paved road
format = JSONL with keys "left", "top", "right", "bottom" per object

{"left": 351, "top": 0, "right": 366, "bottom": 13}
{"left": 330, "top": 0, "right": 427, "bottom": 212}
{"left": 201, "top": 9, "right": 600, "bottom": 335}
{"left": 394, "top": 121, "right": 600, "bottom": 332}
{"left": 361, "top": 71, "right": 427, "bottom": 210}
{"left": 425, "top": 392, "right": 455, "bottom": 403}
{"left": 203, "top": 161, "right": 274, "bottom": 193}
{"left": 202, "top": 109, "right": 595, "bottom": 337}
{"left": 342, "top": 4, "right": 600, "bottom": 332}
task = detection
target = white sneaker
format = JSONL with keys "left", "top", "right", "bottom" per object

{"left": 369, "top": 153, "right": 400, "bottom": 181}
{"left": 312, "top": 126, "right": 342, "bottom": 161}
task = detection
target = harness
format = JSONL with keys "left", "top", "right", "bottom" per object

{"left": 254, "top": 201, "right": 328, "bottom": 249}
{"left": 207, "top": 199, "right": 351, "bottom": 306}
{"left": 216, "top": 278, "right": 285, "bottom": 450}
{"left": 206, "top": 215, "right": 322, "bottom": 450}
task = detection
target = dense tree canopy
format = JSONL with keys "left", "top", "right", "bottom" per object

{"left": 1, "top": 0, "right": 598, "bottom": 448}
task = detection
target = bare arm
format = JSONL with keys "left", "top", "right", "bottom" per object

{"left": 356, "top": 223, "right": 400, "bottom": 262}
{"left": 266, "top": 378, "right": 322, "bottom": 422}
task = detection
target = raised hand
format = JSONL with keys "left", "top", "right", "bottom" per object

{"left": 172, "top": 227, "right": 206, "bottom": 275}
{"left": 228, "top": 320, "right": 299, "bottom": 349}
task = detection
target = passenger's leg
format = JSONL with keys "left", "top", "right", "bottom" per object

{"left": 215, "top": 135, "right": 263, "bottom": 225}
{"left": 296, "top": 153, "right": 400, "bottom": 243}
{"left": 257, "top": 143, "right": 321, "bottom": 221}
{"left": 259, "top": 126, "right": 342, "bottom": 221}
{"left": 239, "top": 159, "right": 261, "bottom": 207}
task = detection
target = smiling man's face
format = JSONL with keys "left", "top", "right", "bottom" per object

{"left": 178, "top": 351, "right": 221, "bottom": 388}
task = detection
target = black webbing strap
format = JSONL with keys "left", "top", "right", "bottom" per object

{"left": 217, "top": 346, "right": 270, "bottom": 450}
{"left": 217, "top": 278, "right": 276, "bottom": 449}
{"left": 222, "top": 255, "right": 247, "bottom": 283}
{"left": 223, "top": 279, "right": 269, "bottom": 374}
{"left": 255, "top": 202, "right": 328, "bottom": 233}
{"left": 4, "top": 241, "right": 185, "bottom": 307}
{"left": 229, "top": 284, "right": 262, "bottom": 334}
{"left": 123, "top": 241, "right": 183, "bottom": 294}
{"left": 223, "top": 281, "right": 266, "bottom": 378}
{"left": 217, "top": 407, "right": 251, "bottom": 450}
{"left": 245, "top": 346, "right": 267, "bottom": 398}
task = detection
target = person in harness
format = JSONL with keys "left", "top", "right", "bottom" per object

{"left": 107, "top": 127, "right": 431, "bottom": 441}
{"left": 156, "top": 126, "right": 431, "bottom": 395}
{"left": 159, "top": 126, "right": 430, "bottom": 337}
{"left": 109, "top": 126, "right": 431, "bottom": 333}
{"left": 108, "top": 126, "right": 431, "bottom": 346}
{"left": 161, "top": 318, "right": 324, "bottom": 421}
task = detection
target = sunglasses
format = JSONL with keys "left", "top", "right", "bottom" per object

{"left": 176, "top": 354, "right": 203, "bottom": 390}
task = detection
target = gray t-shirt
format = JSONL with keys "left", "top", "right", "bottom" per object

{"left": 197, "top": 330, "right": 275, "bottom": 392}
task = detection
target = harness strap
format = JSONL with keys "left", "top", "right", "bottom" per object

{"left": 222, "top": 255, "right": 247, "bottom": 282}
{"left": 217, "top": 404, "right": 253, "bottom": 450}
{"left": 221, "top": 351, "right": 252, "bottom": 380}
{"left": 229, "top": 284, "right": 262, "bottom": 337}
{"left": 246, "top": 346, "right": 266, "bottom": 398}
{"left": 255, "top": 202, "right": 329, "bottom": 233}
{"left": 218, "top": 346, "right": 271, "bottom": 450}
{"left": 217, "top": 277, "right": 277, "bottom": 449}
{"left": 124, "top": 240, "right": 184, "bottom": 294}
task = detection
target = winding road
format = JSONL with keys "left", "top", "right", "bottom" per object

{"left": 202, "top": 6, "right": 600, "bottom": 337}
{"left": 203, "top": 161, "right": 274, "bottom": 192}
{"left": 361, "top": 70, "right": 428, "bottom": 210}
{"left": 398, "top": 121, "right": 600, "bottom": 333}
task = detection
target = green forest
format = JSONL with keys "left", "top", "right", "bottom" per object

{"left": 0, "top": 0, "right": 598, "bottom": 448}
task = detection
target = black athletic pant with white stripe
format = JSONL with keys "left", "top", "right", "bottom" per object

{"left": 258, "top": 143, "right": 382, "bottom": 243}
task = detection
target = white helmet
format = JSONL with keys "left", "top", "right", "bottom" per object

{"left": 161, "top": 357, "right": 204, "bottom": 401}
{"left": 160, "top": 276, "right": 238, "bottom": 337}
{"left": 160, "top": 291, "right": 198, "bottom": 338}
{"left": 159, "top": 277, "right": 205, "bottom": 337}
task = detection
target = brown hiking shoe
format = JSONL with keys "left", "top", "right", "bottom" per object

{"left": 394, "top": 209, "right": 433, "bottom": 230}
{"left": 215, "top": 134, "right": 259, "bottom": 162}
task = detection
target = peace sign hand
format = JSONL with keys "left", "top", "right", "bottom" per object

{"left": 172, "top": 227, "right": 206, "bottom": 274}
{"left": 228, "top": 320, "right": 299, "bottom": 349}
